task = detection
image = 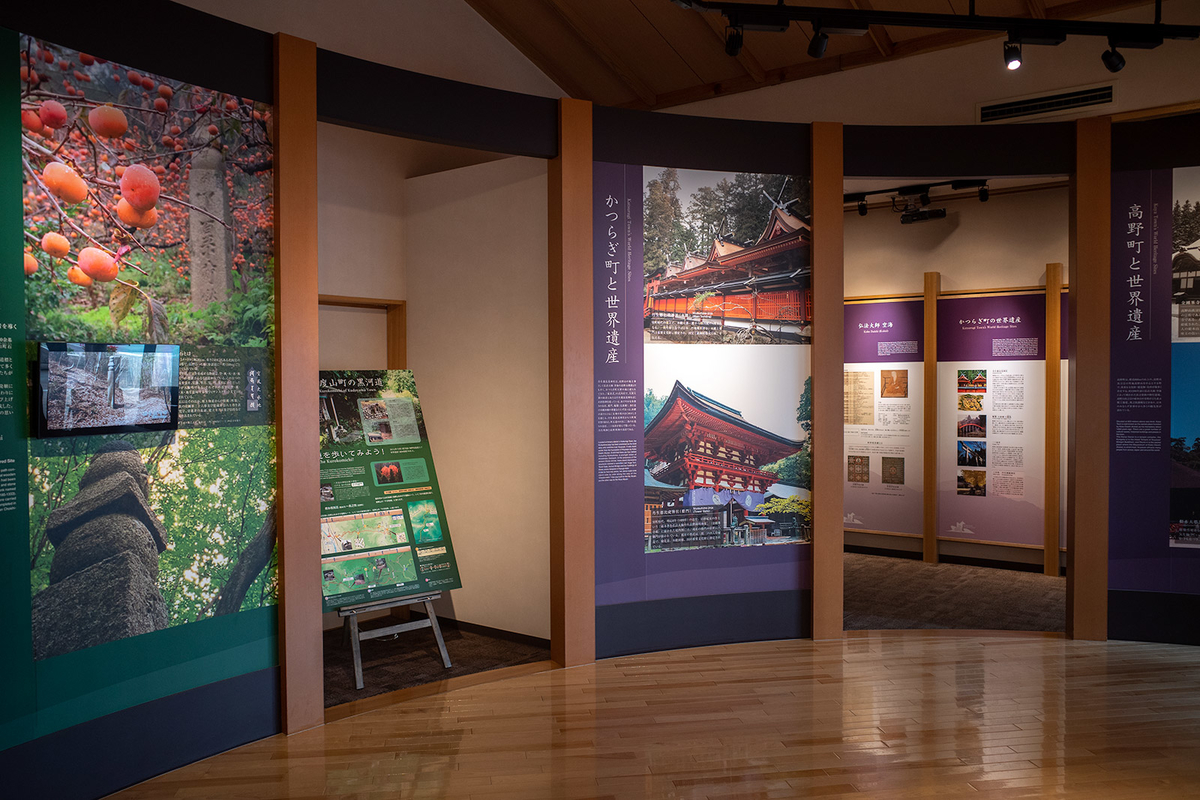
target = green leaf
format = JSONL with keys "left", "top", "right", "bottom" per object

{"left": 109, "top": 282, "right": 137, "bottom": 325}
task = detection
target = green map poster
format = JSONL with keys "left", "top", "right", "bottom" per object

{"left": 318, "top": 370, "right": 462, "bottom": 610}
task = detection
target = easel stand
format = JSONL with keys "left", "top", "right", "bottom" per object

{"left": 338, "top": 593, "right": 452, "bottom": 690}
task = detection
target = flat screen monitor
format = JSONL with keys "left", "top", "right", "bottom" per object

{"left": 35, "top": 343, "right": 180, "bottom": 438}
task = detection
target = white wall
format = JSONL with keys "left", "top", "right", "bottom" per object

{"left": 317, "top": 306, "right": 388, "bottom": 370}
{"left": 176, "top": 0, "right": 562, "bottom": 97}
{"left": 845, "top": 187, "right": 1069, "bottom": 296}
{"left": 404, "top": 157, "right": 551, "bottom": 640}
{"left": 676, "top": 2, "right": 1200, "bottom": 124}
{"left": 317, "top": 123, "right": 409, "bottom": 299}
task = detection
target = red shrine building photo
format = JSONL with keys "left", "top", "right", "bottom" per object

{"left": 643, "top": 381, "right": 807, "bottom": 551}
{"left": 643, "top": 206, "right": 811, "bottom": 344}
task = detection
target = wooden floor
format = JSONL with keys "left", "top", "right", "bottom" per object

{"left": 110, "top": 631, "right": 1200, "bottom": 799}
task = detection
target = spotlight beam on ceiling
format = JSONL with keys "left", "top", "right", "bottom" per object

{"left": 671, "top": 1, "right": 1199, "bottom": 47}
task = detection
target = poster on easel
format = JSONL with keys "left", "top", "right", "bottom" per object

{"left": 843, "top": 298, "right": 924, "bottom": 536}
{"left": 937, "top": 294, "right": 1047, "bottom": 546}
{"left": 318, "top": 370, "right": 461, "bottom": 610}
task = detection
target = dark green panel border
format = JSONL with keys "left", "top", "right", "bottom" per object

{"left": 0, "top": 25, "right": 35, "bottom": 735}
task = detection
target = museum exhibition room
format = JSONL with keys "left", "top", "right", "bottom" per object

{"left": 3, "top": 0, "right": 1200, "bottom": 797}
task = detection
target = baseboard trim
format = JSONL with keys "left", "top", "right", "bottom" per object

{"left": 406, "top": 612, "right": 550, "bottom": 650}
{"left": 846, "top": 544, "right": 1064, "bottom": 575}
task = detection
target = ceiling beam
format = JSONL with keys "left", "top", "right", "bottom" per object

{"left": 462, "top": 0, "right": 592, "bottom": 100}
{"left": 848, "top": 0, "right": 895, "bottom": 58}
{"left": 700, "top": 11, "right": 767, "bottom": 82}
{"left": 1025, "top": 0, "right": 1049, "bottom": 19}
{"left": 543, "top": 0, "right": 658, "bottom": 106}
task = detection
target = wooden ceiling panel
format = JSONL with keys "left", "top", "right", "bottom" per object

{"left": 560, "top": 0, "right": 723, "bottom": 96}
{"left": 466, "top": 0, "right": 1164, "bottom": 110}
{"left": 630, "top": 0, "right": 760, "bottom": 87}
{"left": 466, "top": 0, "right": 641, "bottom": 105}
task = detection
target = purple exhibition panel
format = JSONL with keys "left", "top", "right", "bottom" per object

{"left": 593, "top": 162, "right": 646, "bottom": 597}
{"left": 938, "top": 294, "right": 1046, "bottom": 362}
{"left": 1107, "top": 169, "right": 1199, "bottom": 594}
{"left": 593, "top": 162, "right": 810, "bottom": 608}
{"left": 937, "top": 293, "right": 1047, "bottom": 547}
{"left": 844, "top": 299, "right": 924, "bottom": 363}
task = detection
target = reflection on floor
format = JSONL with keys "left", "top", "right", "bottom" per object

{"left": 111, "top": 632, "right": 1200, "bottom": 800}
{"left": 323, "top": 615, "right": 550, "bottom": 708}
{"left": 845, "top": 552, "right": 1065, "bottom": 632}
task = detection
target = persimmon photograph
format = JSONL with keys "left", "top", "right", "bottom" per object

{"left": 19, "top": 35, "right": 274, "bottom": 348}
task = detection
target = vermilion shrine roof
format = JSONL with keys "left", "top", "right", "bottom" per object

{"left": 644, "top": 381, "right": 803, "bottom": 466}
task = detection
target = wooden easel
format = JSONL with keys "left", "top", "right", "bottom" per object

{"left": 338, "top": 592, "right": 451, "bottom": 690}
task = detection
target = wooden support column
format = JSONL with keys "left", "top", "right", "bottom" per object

{"left": 386, "top": 303, "right": 407, "bottom": 370}
{"left": 923, "top": 272, "right": 940, "bottom": 563}
{"left": 810, "top": 121, "right": 844, "bottom": 641}
{"left": 1067, "top": 117, "right": 1110, "bottom": 641}
{"left": 548, "top": 98, "right": 595, "bottom": 666}
{"left": 273, "top": 33, "right": 323, "bottom": 734}
{"left": 1044, "top": 263, "right": 1063, "bottom": 576}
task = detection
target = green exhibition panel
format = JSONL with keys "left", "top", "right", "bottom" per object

{"left": 2, "top": 21, "right": 281, "bottom": 793}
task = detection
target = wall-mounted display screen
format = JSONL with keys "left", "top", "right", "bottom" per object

{"left": 35, "top": 343, "right": 180, "bottom": 438}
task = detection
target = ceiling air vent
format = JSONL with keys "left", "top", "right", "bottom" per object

{"left": 977, "top": 83, "right": 1115, "bottom": 123}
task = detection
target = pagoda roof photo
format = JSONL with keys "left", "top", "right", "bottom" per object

{"left": 644, "top": 381, "right": 803, "bottom": 466}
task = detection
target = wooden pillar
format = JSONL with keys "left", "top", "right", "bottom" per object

{"left": 1044, "top": 263, "right": 1063, "bottom": 576}
{"left": 548, "top": 98, "right": 595, "bottom": 666}
{"left": 810, "top": 121, "right": 844, "bottom": 641}
{"left": 923, "top": 272, "right": 941, "bottom": 563}
{"left": 1067, "top": 117, "right": 1111, "bottom": 641}
{"left": 273, "top": 33, "right": 323, "bottom": 733}
{"left": 386, "top": 302, "right": 407, "bottom": 370}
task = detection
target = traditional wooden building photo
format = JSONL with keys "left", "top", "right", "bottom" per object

{"left": 642, "top": 168, "right": 811, "bottom": 344}
{"left": 643, "top": 380, "right": 808, "bottom": 551}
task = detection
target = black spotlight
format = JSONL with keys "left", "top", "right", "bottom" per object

{"left": 857, "top": 200, "right": 868, "bottom": 217}
{"left": 807, "top": 28, "right": 828, "bottom": 59}
{"left": 978, "top": 186, "right": 989, "bottom": 202}
{"left": 1102, "top": 46, "right": 1126, "bottom": 73}
{"left": 1004, "top": 39, "right": 1022, "bottom": 70}
{"left": 918, "top": 192, "right": 931, "bottom": 207}
{"left": 725, "top": 26, "right": 744, "bottom": 57}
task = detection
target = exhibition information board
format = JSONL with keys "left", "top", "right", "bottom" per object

{"left": 592, "top": 162, "right": 812, "bottom": 613}
{"left": 937, "top": 294, "right": 1047, "bottom": 547}
{"left": 318, "top": 370, "right": 461, "bottom": 610}
{"left": 843, "top": 299, "right": 925, "bottom": 536}
{"left": 1109, "top": 166, "right": 1200, "bottom": 595}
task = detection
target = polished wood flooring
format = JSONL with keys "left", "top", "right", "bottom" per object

{"left": 110, "top": 631, "right": 1200, "bottom": 799}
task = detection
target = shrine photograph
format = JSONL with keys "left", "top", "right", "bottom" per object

{"left": 642, "top": 166, "right": 811, "bottom": 345}
{"left": 643, "top": 343, "right": 810, "bottom": 552}
{"left": 1173, "top": 165, "right": 1200, "bottom": 332}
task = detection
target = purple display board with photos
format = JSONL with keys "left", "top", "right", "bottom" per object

{"left": 937, "top": 294, "right": 1047, "bottom": 547}
{"left": 1110, "top": 168, "right": 1200, "bottom": 595}
{"left": 593, "top": 162, "right": 812, "bottom": 614}
{"left": 843, "top": 299, "right": 925, "bottom": 536}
